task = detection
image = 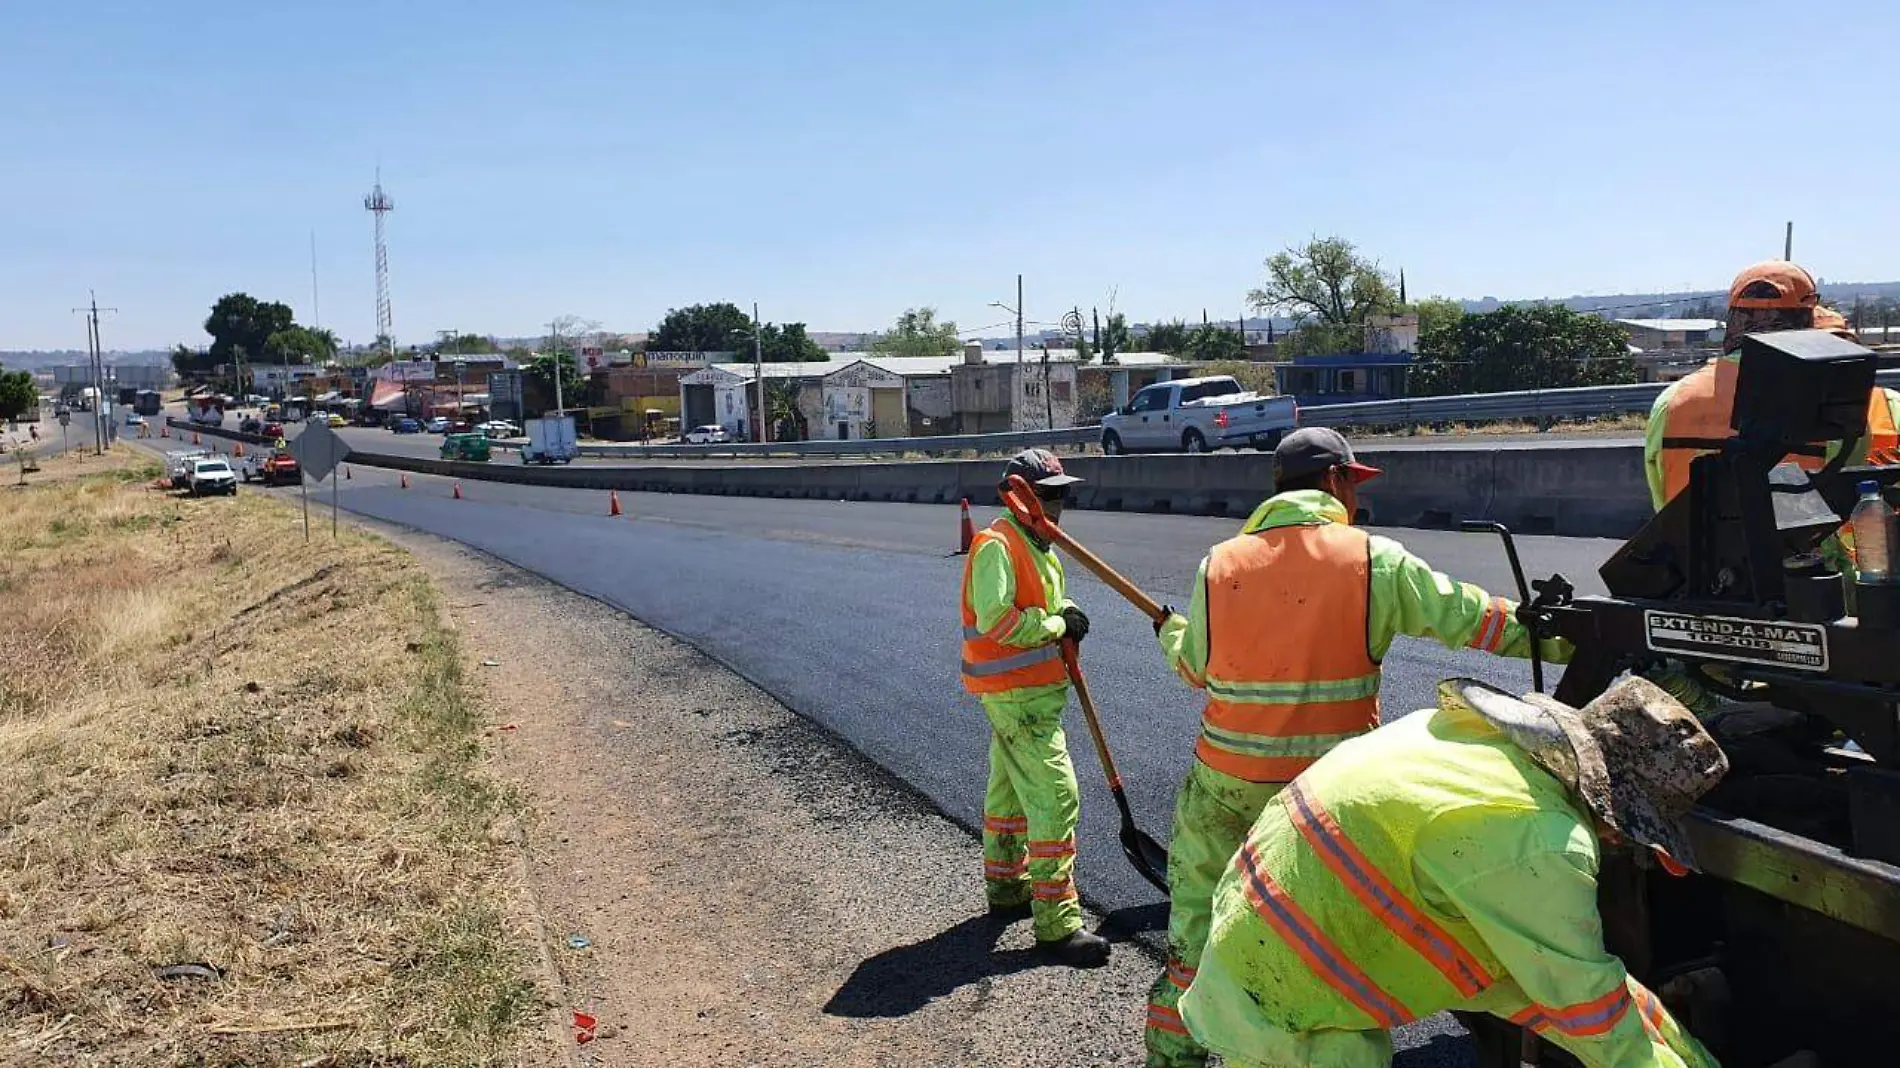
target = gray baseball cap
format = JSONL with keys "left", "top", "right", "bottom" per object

{"left": 1001, "top": 448, "right": 1083, "bottom": 490}
{"left": 1273, "top": 427, "right": 1381, "bottom": 485}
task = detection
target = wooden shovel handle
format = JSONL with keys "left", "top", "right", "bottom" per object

{"left": 1002, "top": 475, "right": 1167, "bottom": 622}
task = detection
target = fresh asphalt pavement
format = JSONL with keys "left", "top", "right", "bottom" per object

{"left": 202, "top": 454, "right": 1617, "bottom": 1063}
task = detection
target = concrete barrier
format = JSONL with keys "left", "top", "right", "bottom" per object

{"left": 346, "top": 440, "right": 1651, "bottom": 538}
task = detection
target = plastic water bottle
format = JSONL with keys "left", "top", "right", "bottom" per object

{"left": 1851, "top": 480, "right": 1894, "bottom": 583}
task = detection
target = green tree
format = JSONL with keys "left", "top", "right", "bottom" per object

{"left": 1413, "top": 298, "right": 1465, "bottom": 339}
{"left": 1411, "top": 304, "right": 1637, "bottom": 396}
{"left": 524, "top": 351, "right": 586, "bottom": 415}
{"left": 171, "top": 343, "right": 215, "bottom": 378}
{"left": 1143, "top": 319, "right": 1190, "bottom": 355}
{"left": 766, "top": 380, "right": 805, "bottom": 439}
{"left": 264, "top": 325, "right": 338, "bottom": 363}
{"left": 1247, "top": 236, "right": 1399, "bottom": 326}
{"left": 1182, "top": 323, "right": 1245, "bottom": 361}
{"left": 1194, "top": 360, "right": 1281, "bottom": 396}
{"left": 867, "top": 307, "right": 961, "bottom": 360}
{"left": 0, "top": 366, "right": 36, "bottom": 422}
{"left": 204, "top": 293, "right": 295, "bottom": 367}
{"left": 754, "top": 321, "right": 828, "bottom": 362}
{"left": 1277, "top": 322, "right": 1361, "bottom": 357}
{"left": 1094, "top": 311, "right": 1133, "bottom": 364}
{"left": 648, "top": 302, "right": 753, "bottom": 353}
{"left": 436, "top": 332, "right": 498, "bottom": 354}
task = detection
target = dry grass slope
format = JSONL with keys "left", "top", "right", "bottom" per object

{"left": 0, "top": 449, "right": 536, "bottom": 1067}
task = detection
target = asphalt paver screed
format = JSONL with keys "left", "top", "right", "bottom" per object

{"left": 390, "top": 528, "right": 1158, "bottom": 1067}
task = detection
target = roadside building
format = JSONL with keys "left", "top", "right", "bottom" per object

{"left": 1617, "top": 318, "right": 1723, "bottom": 351}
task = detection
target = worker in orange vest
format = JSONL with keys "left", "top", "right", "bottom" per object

{"left": 1642, "top": 261, "right": 1900, "bottom": 713}
{"left": 1644, "top": 260, "right": 1900, "bottom": 513}
{"left": 1143, "top": 427, "right": 1572, "bottom": 1068}
{"left": 959, "top": 449, "right": 1110, "bottom": 967}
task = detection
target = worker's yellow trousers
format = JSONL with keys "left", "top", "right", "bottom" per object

{"left": 1146, "top": 762, "right": 1286, "bottom": 1068}
{"left": 981, "top": 689, "right": 1083, "bottom": 942}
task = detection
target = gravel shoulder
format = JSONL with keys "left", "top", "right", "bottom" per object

{"left": 386, "top": 526, "right": 1160, "bottom": 1067}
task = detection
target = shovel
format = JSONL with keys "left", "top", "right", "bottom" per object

{"left": 1001, "top": 474, "right": 1168, "bottom": 624}
{"left": 1061, "top": 639, "right": 1171, "bottom": 894}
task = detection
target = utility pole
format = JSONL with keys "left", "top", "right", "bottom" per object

{"left": 548, "top": 320, "right": 566, "bottom": 418}
{"left": 1016, "top": 274, "right": 1025, "bottom": 368}
{"left": 1785, "top": 221, "right": 1794, "bottom": 261}
{"left": 753, "top": 301, "right": 765, "bottom": 443}
{"left": 72, "top": 292, "right": 116, "bottom": 454}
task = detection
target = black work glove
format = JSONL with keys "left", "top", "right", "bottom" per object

{"left": 1153, "top": 605, "right": 1176, "bottom": 635}
{"left": 1059, "top": 605, "right": 1090, "bottom": 644}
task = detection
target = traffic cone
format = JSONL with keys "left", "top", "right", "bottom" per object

{"left": 400, "top": 473, "right": 409, "bottom": 489}
{"left": 609, "top": 490, "right": 623, "bottom": 517}
{"left": 453, "top": 482, "right": 463, "bottom": 500}
{"left": 956, "top": 498, "right": 976, "bottom": 554}
{"left": 160, "top": 424, "right": 169, "bottom": 438}
{"left": 192, "top": 431, "right": 201, "bottom": 445}
{"left": 233, "top": 442, "right": 245, "bottom": 458}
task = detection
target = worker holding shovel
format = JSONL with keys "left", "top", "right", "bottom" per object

{"left": 960, "top": 449, "right": 1111, "bottom": 967}
{"left": 1145, "top": 428, "right": 1572, "bottom": 1068}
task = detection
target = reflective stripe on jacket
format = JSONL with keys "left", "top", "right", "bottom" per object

{"left": 960, "top": 518, "right": 1069, "bottom": 695}
{"left": 1159, "top": 491, "right": 1567, "bottom": 784}
{"left": 1645, "top": 354, "right": 1900, "bottom": 511}
{"left": 1192, "top": 687, "right": 1715, "bottom": 1068}
{"left": 1196, "top": 522, "right": 1381, "bottom": 782}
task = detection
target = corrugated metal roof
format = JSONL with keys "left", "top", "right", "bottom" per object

{"left": 685, "top": 349, "right": 1180, "bottom": 382}
{"left": 1616, "top": 318, "right": 1723, "bottom": 332}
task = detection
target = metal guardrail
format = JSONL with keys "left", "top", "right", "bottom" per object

{"left": 1300, "top": 369, "right": 1900, "bottom": 429}
{"left": 568, "top": 425, "right": 1098, "bottom": 460}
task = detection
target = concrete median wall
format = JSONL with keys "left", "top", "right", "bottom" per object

{"left": 347, "top": 441, "right": 1650, "bottom": 538}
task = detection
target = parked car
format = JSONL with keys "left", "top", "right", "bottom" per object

{"left": 187, "top": 458, "right": 239, "bottom": 497}
{"left": 440, "top": 432, "right": 491, "bottom": 462}
{"left": 260, "top": 421, "right": 285, "bottom": 440}
{"left": 1098, "top": 376, "right": 1300, "bottom": 454}
{"left": 477, "top": 420, "right": 521, "bottom": 439}
{"left": 390, "top": 417, "right": 423, "bottom": 434}
{"left": 683, "top": 424, "right": 732, "bottom": 445}
{"left": 425, "top": 416, "right": 452, "bottom": 433}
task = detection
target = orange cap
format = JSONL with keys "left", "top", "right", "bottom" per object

{"left": 1728, "top": 260, "right": 1819, "bottom": 310}
{"left": 1813, "top": 305, "right": 1850, "bottom": 331}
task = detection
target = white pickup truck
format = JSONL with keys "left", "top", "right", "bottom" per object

{"left": 1098, "top": 376, "right": 1299, "bottom": 454}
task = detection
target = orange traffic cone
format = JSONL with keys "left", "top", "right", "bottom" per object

{"left": 956, "top": 498, "right": 976, "bottom": 554}
{"left": 609, "top": 490, "right": 623, "bottom": 517}
{"left": 233, "top": 442, "right": 245, "bottom": 458}
{"left": 160, "top": 424, "right": 169, "bottom": 438}
{"left": 192, "top": 431, "right": 201, "bottom": 445}
{"left": 452, "top": 482, "right": 463, "bottom": 500}
{"left": 400, "top": 473, "right": 409, "bottom": 489}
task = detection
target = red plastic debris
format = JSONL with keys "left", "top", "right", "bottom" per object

{"left": 573, "top": 1011, "right": 598, "bottom": 1044}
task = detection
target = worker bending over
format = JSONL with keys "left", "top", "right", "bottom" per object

{"left": 959, "top": 449, "right": 1110, "bottom": 967}
{"left": 1177, "top": 676, "right": 1723, "bottom": 1068}
{"left": 1144, "top": 427, "right": 1570, "bottom": 1068}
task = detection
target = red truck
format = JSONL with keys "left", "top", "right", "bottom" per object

{"left": 240, "top": 449, "right": 301, "bottom": 486}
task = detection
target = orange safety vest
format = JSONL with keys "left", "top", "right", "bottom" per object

{"left": 1657, "top": 360, "right": 1900, "bottom": 505}
{"left": 960, "top": 520, "right": 1069, "bottom": 695}
{"left": 1196, "top": 523, "right": 1382, "bottom": 783}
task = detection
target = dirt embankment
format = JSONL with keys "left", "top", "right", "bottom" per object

{"left": 0, "top": 449, "right": 537, "bottom": 1066}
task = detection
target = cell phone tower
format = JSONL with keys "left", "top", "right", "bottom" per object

{"left": 363, "top": 169, "right": 395, "bottom": 356}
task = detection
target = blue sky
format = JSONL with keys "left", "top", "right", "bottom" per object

{"left": 3, "top": 0, "right": 1897, "bottom": 351}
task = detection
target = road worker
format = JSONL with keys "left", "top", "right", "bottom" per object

{"left": 1643, "top": 262, "right": 1900, "bottom": 712}
{"left": 1177, "top": 676, "right": 1724, "bottom": 1068}
{"left": 960, "top": 448, "right": 1110, "bottom": 967}
{"left": 1144, "top": 427, "right": 1571, "bottom": 1068}
{"left": 1644, "top": 259, "right": 1900, "bottom": 513}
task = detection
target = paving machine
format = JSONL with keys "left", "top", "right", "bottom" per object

{"left": 1464, "top": 330, "right": 1900, "bottom": 1067}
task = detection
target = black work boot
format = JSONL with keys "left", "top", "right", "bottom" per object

{"left": 1037, "top": 928, "right": 1111, "bottom": 968}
